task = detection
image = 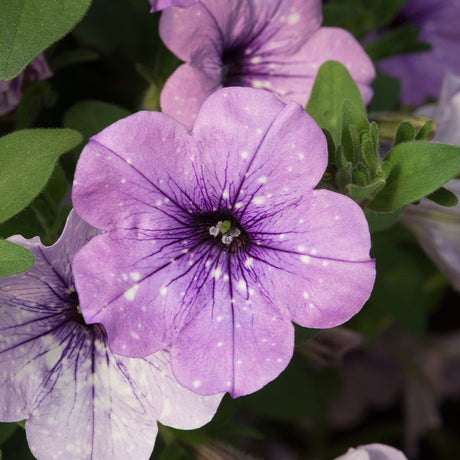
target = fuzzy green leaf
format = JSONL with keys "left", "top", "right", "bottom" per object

{"left": 0, "top": 240, "right": 34, "bottom": 276}
{"left": 306, "top": 61, "right": 365, "bottom": 147}
{"left": 0, "top": 0, "right": 92, "bottom": 80}
{"left": 370, "top": 141, "right": 460, "bottom": 211}
{"left": 0, "top": 129, "right": 82, "bottom": 223}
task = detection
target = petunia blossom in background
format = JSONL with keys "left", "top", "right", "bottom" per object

{"left": 402, "top": 73, "right": 460, "bottom": 291}
{"left": 0, "top": 53, "right": 52, "bottom": 116}
{"left": 335, "top": 443, "right": 408, "bottom": 460}
{"left": 377, "top": 0, "right": 460, "bottom": 106}
{"left": 72, "top": 87, "right": 375, "bottom": 398}
{"left": 158, "top": 0, "right": 375, "bottom": 128}
{"left": 149, "top": 0, "right": 197, "bottom": 13}
{"left": 0, "top": 211, "right": 222, "bottom": 460}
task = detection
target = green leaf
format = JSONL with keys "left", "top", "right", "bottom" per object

{"left": 0, "top": 129, "right": 82, "bottom": 223}
{"left": 415, "top": 119, "right": 435, "bottom": 141}
{"left": 394, "top": 120, "right": 415, "bottom": 145}
{"left": 0, "top": 0, "right": 92, "bottom": 80}
{"left": 0, "top": 239, "right": 34, "bottom": 276}
{"left": 348, "top": 178, "right": 386, "bottom": 201}
{"left": 341, "top": 99, "right": 369, "bottom": 163}
{"left": 369, "top": 141, "right": 460, "bottom": 211}
{"left": 365, "top": 208, "right": 404, "bottom": 233}
{"left": 426, "top": 187, "right": 459, "bottom": 207}
{"left": 63, "top": 100, "right": 130, "bottom": 143}
{"left": 306, "top": 61, "right": 365, "bottom": 147}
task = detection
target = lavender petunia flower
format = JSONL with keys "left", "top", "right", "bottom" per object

{"left": 377, "top": 0, "right": 460, "bottom": 106}
{"left": 149, "top": 0, "right": 197, "bottom": 13}
{"left": 158, "top": 0, "right": 375, "bottom": 129}
{"left": 335, "top": 443, "right": 408, "bottom": 460}
{"left": 402, "top": 73, "right": 460, "bottom": 291}
{"left": 0, "top": 211, "right": 222, "bottom": 460}
{"left": 0, "top": 53, "right": 52, "bottom": 116}
{"left": 72, "top": 87, "right": 375, "bottom": 398}
{"left": 71, "top": 87, "right": 376, "bottom": 397}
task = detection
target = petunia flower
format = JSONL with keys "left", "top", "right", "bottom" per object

{"left": 0, "top": 53, "right": 52, "bottom": 116}
{"left": 149, "top": 0, "right": 197, "bottom": 13}
{"left": 158, "top": 0, "right": 375, "bottom": 129}
{"left": 377, "top": 0, "right": 460, "bottom": 106}
{"left": 335, "top": 443, "right": 408, "bottom": 460}
{"left": 0, "top": 210, "right": 222, "bottom": 460}
{"left": 72, "top": 87, "right": 376, "bottom": 398}
{"left": 402, "top": 73, "right": 460, "bottom": 291}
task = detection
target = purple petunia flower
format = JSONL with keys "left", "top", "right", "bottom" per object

{"left": 377, "top": 0, "right": 460, "bottom": 106}
{"left": 402, "top": 73, "right": 460, "bottom": 291}
{"left": 158, "top": 0, "right": 375, "bottom": 129}
{"left": 335, "top": 443, "right": 408, "bottom": 460}
{"left": 0, "top": 211, "right": 222, "bottom": 460}
{"left": 0, "top": 53, "right": 52, "bottom": 116}
{"left": 72, "top": 87, "right": 376, "bottom": 398}
{"left": 149, "top": 0, "right": 197, "bottom": 12}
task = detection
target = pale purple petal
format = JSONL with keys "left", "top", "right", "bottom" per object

{"left": 191, "top": 87, "right": 328, "bottom": 198}
{"left": 72, "top": 110, "right": 195, "bottom": 232}
{"left": 159, "top": 0, "right": 374, "bottom": 126}
{"left": 160, "top": 0, "right": 322, "bottom": 63}
{"left": 160, "top": 64, "right": 221, "bottom": 130}
{"left": 72, "top": 235, "right": 206, "bottom": 357}
{"left": 170, "top": 286, "right": 294, "bottom": 397}
{"left": 277, "top": 27, "right": 375, "bottom": 106}
{"left": 377, "top": 0, "right": 460, "bottom": 105}
{"left": 335, "top": 444, "right": 408, "bottom": 460}
{"left": 0, "top": 211, "right": 222, "bottom": 458}
{"left": 150, "top": 0, "right": 197, "bottom": 13}
{"left": 249, "top": 189, "right": 375, "bottom": 328}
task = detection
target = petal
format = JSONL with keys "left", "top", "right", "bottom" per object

{"left": 23, "top": 327, "right": 156, "bottom": 460}
{"left": 335, "top": 443, "right": 408, "bottom": 460}
{"left": 143, "top": 351, "right": 223, "bottom": 429}
{"left": 72, "top": 111, "right": 197, "bottom": 234}
{"left": 160, "top": 0, "right": 322, "bottom": 63}
{"left": 73, "top": 235, "right": 209, "bottom": 356}
{"left": 192, "top": 87, "right": 328, "bottom": 208}
{"left": 281, "top": 27, "right": 375, "bottom": 106}
{"left": 160, "top": 64, "right": 221, "bottom": 129}
{"left": 170, "top": 280, "right": 294, "bottom": 397}
{"left": 253, "top": 250, "right": 375, "bottom": 328}
{"left": 160, "top": 2, "right": 224, "bottom": 63}
{"left": 260, "top": 189, "right": 373, "bottom": 261}
{"left": 246, "top": 190, "right": 375, "bottom": 328}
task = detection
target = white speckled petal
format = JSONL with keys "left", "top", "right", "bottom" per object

{"left": 170, "top": 281, "right": 294, "bottom": 397}
{"left": 72, "top": 87, "right": 374, "bottom": 397}
{"left": 0, "top": 211, "right": 222, "bottom": 459}
{"left": 335, "top": 443, "right": 408, "bottom": 460}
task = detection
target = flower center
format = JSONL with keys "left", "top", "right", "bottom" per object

{"left": 193, "top": 210, "right": 250, "bottom": 254}
{"left": 67, "top": 288, "right": 87, "bottom": 326}
{"left": 222, "top": 46, "right": 247, "bottom": 87}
